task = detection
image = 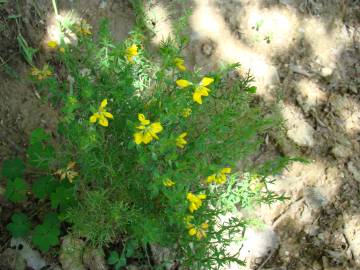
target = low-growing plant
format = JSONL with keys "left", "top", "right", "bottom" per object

{"left": 1, "top": 1, "right": 301, "bottom": 269}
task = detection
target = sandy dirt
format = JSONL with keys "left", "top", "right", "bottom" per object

{"left": 0, "top": 0, "right": 359, "bottom": 269}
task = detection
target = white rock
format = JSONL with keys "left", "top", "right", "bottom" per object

{"left": 347, "top": 161, "right": 360, "bottom": 182}
{"left": 83, "top": 246, "right": 108, "bottom": 270}
{"left": 281, "top": 103, "right": 315, "bottom": 147}
{"left": 10, "top": 238, "right": 47, "bottom": 270}
{"left": 239, "top": 227, "right": 279, "bottom": 261}
{"left": 320, "top": 67, "right": 333, "bottom": 77}
{"left": 331, "top": 144, "right": 352, "bottom": 159}
{"left": 303, "top": 187, "right": 328, "bottom": 210}
{"left": 59, "top": 235, "right": 86, "bottom": 270}
{"left": 0, "top": 248, "right": 26, "bottom": 270}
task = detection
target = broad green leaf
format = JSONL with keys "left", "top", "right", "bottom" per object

{"left": 32, "top": 223, "right": 60, "bottom": 252}
{"left": 5, "top": 178, "right": 28, "bottom": 203}
{"left": 32, "top": 176, "right": 57, "bottom": 199}
{"left": 50, "top": 187, "right": 75, "bottom": 210}
{"left": 27, "top": 143, "right": 54, "bottom": 169}
{"left": 6, "top": 213, "right": 31, "bottom": 237}
{"left": 1, "top": 158, "right": 25, "bottom": 179}
{"left": 43, "top": 212, "right": 61, "bottom": 227}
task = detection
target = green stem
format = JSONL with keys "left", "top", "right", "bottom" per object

{"left": 52, "top": 0, "right": 58, "bottom": 16}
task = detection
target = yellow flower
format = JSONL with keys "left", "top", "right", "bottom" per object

{"left": 176, "top": 77, "right": 214, "bottom": 104}
{"left": 249, "top": 174, "right": 265, "bottom": 191}
{"left": 76, "top": 19, "right": 92, "bottom": 36}
{"left": 31, "top": 64, "right": 52, "bottom": 80}
{"left": 174, "top": 57, "right": 186, "bottom": 71}
{"left": 89, "top": 99, "right": 114, "bottom": 127}
{"left": 59, "top": 47, "right": 65, "bottom": 53}
{"left": 47, "top": 40, "right": 58, "bottom": 48}
{"left": 163, "top": 178, "right": 175, "bottom": 187}
{"left": 188, "top": 222, "right": 209, "bottom": 240}
{"left": 55, "top": 161, "right": 79, "bottom": 183}
{"left": 176, "top": 79, "right": 192, "bottom": 88}
{"left": 125, "top": 44, "right": 138, "bottom": 63}
{"left": 133, "top": 114, "right": 163, "bottom": 145}
{"left": 187, "top": 192, "right": 206, "bottom": 213}
{"left": 181, "top": 108, "right": 192, "bottom": 118}
{"left": 193, "top": 77, "right": 214, "bottom": 104}
{"left": 176, "top": 132, "right": 187, "bottom": 148}
{"left": 206, "top": 167, "right": 231, "bottom": 184}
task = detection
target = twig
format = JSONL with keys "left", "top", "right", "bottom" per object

{"left": 272, "top": 197, "right": 304, "bottom": 226}
{"left": 256, "top": 248, "right": 276, "bottom": 270}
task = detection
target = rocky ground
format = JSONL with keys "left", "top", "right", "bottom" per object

{"left": 0, "top": 0, "right": 359, "bottom": 269}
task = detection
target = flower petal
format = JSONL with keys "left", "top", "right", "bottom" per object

{"left": 188, "top": 228, "right": 197, "bottom": 236}
{"left": 193, "top": 91, "right": 203, "bottom": 104}
{"left": 98, "top": 116, "right": 109, "bottom": 127}
{"left": 199, "top": 77, "right": 214, "bottom": 87}
{"left": 207, "top": 174, "right": 216, "bottom": 183}
{"left": 201, "top": 222, "right": 209, "bottom": 230}
{"left": 174, "top": 58, "right": 186, "bottom": 71}
{"left": 150, "top": 122, "right": 163, "bottom": 133}
{"left": 163, "top": 178, "right": 175, "bottom": 187}
{"left": 197, "top": 86, "right": 210, "bottom": 96}
{"left": 104, "top": 112, "right": 114, "bottom": 119}
{"left": 221, "top": 167, "right": 232, "bottom": 174}
{"left": 198, "top": 194, "right": 206, "bottom": 200}
{"left": 138, "top": 114, "right": 150, "bottom": 125}
{"left": 142, "top": 132, "right": 153, "bottom": 144}
{"left": 134, "top": 132, "right": 143, "bottom": 145}
{"left": 47, "top": 40, "right": 58, "bottom": 48}
{"left": 176, "top": 79, "right": 192, "bottom": 88}
{"left": 126, "top": 44, "right": 138, "bottom": 56}
{"left": 90, "top": 113, "right": 100, "bottom": 123}
{"left": 100, "top": 99, "right": 108, "bottom": 108}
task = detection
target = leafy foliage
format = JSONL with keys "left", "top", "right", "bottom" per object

{"left": 27, "top": 128, "right": 55, "bottom": 169}
{"left": 32, "top": 213, "right": 60, "bottom": 252}
{"left": 1, "top": 158, "right": 25, "bottom": 179}
{"left": 50, "top": 186, "right": 75, "bottom": 210}
{"left": 5, "top": 178, "right": 29, "bottom": 203}
{"left": 107, "top": 251, "right": 127, "bottom": 270}
{"left": 30, "top": 128, "right": 51, "bottom": 145}
{"left": 6, "top": 213, "right": 31, "bottom": 237}
{"left": 66, "top": 190, "right": 133, "bottom": 246}
{"left": 32, "top": 176, "right": 57, "bottom": 200}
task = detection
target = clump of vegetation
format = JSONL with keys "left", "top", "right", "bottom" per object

{"left": 1, "top": 1, "right": 298, "bottom": 268}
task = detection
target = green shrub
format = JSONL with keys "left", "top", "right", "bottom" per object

{"left": 1, "top": 2, "right": 299, "bottom": 269}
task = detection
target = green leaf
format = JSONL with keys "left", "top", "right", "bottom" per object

{"left": 50, "top": 186, "right": 75, "bottom": 210}
{"left": 5, "top": 178, "right": 28, "bottom": 203}
{"left": 27, "top": 143, "right": 54, "bottom": 169}
{"left": 116, "top": 254, "right": 127, "bottom": 269}
{"left": 6, "top": 213, "right": 31, "bottom": 237}
{"left": 43, "top": 212, "right": 61, "bottom": 227}
{"left": 32, "top": 223, "right": 60, "bottom": 252}
{"left": 246, "top": 86, "right": 257, "bottom": 94}
{"left": 107, "top": 251, "right": 119, "bottom": 265}
{"left": 30, "top": 128, "right": 50, "bottom": 145}
{"left": 1, "top": 158, "right": 25, "bottom": 179}
{"left": 32, "top": 176, "right": 57, "bottom": 199}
